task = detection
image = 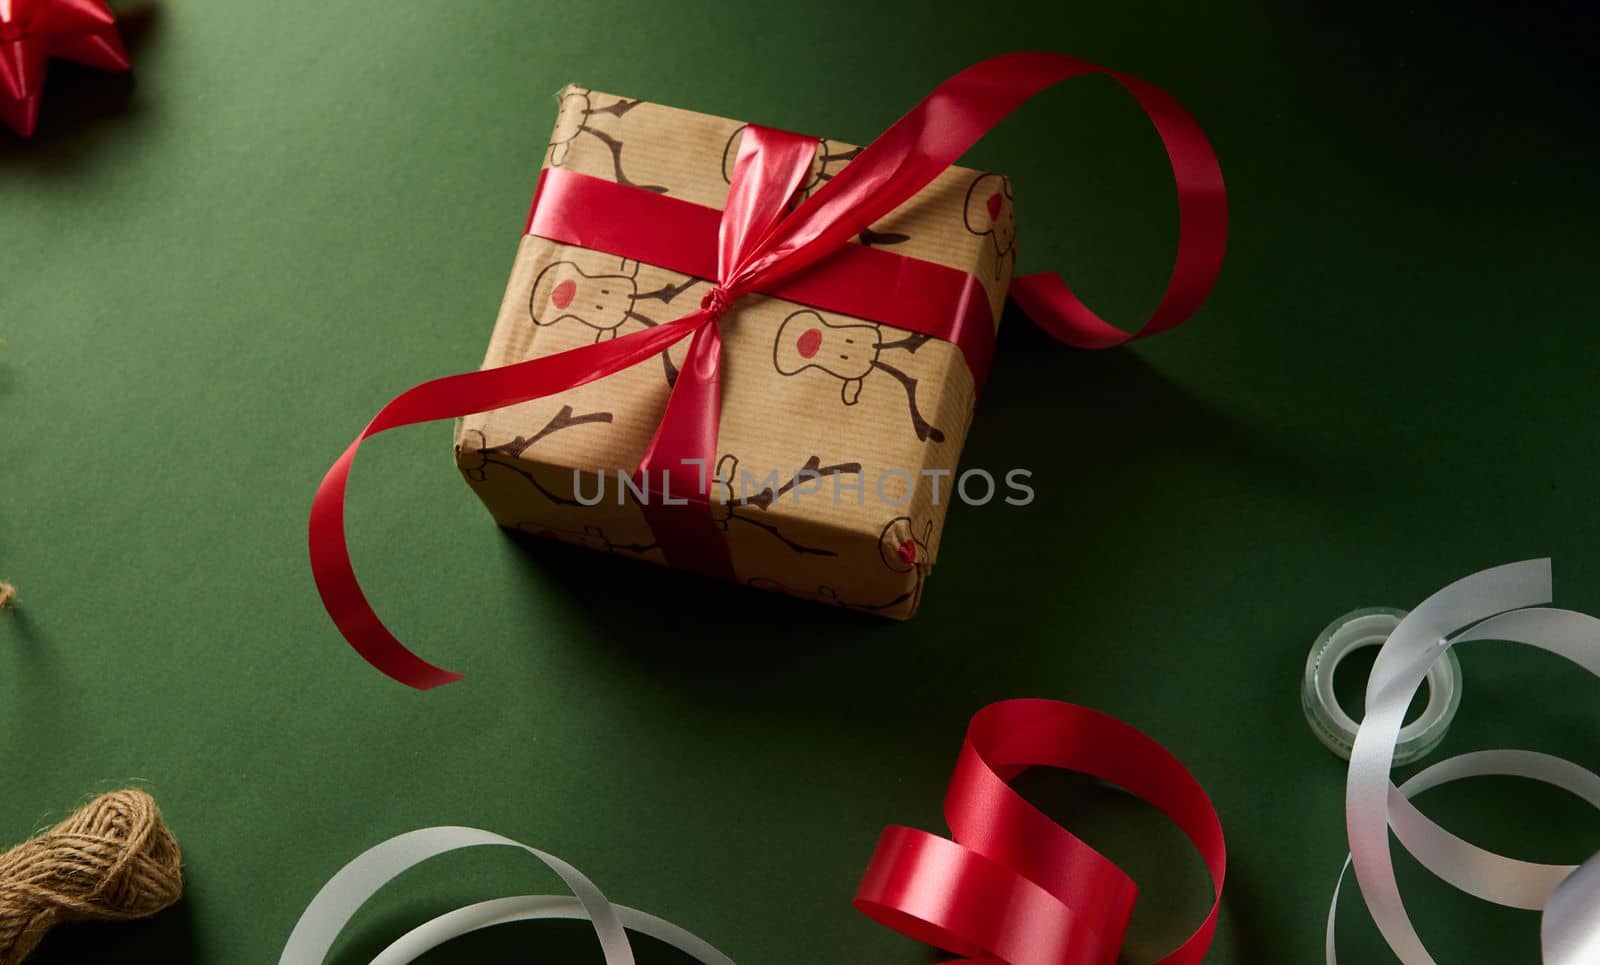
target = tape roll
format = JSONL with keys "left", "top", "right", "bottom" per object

{"left": 1302, "top": 607, "right": 1462, "bottom": 767}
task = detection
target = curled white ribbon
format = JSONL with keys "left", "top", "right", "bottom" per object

{"left": 279, "top": 826, "right": 737, "bottom": 965}
{"left": 1326, "top": 559, "right": 1600, "bottom": 964}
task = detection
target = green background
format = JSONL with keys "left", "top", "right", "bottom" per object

{"left": 3, "top": 0, "right": 1597, "bottom": 961}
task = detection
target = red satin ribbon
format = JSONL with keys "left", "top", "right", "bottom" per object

{"left": 629, "top": 125, "right": 818, "bottom": 583}
{"left": 0, "top": 0, "right": 129, "bottom": 137}
{"left": 855, "top": 699, "right": 1227, "bottom": 965}
{"left": 310, "top": 51, "right": 1228, "bottom": 688}
{"left": 526, "top": 168, "right": 998, "bottom": 392}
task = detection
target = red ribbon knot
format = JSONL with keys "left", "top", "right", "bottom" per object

{"left": 699, "top": 286, "right": 735, "bottom": 320}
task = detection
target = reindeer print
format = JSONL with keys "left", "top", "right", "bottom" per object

{"left": 456, "top": 406, "right": 613, "bottom": 507}
{"left": 709, "top": 454, "right": 859, "bottom": 557}
{"left": 878, "top": 515, "right": 934, "bottom": 613}
{"left": 549, "top": 89, "right": 667, "bottom": 193}
{"left": 470, "top": 405, "right": 614, "bottom": 459}
{"left": 773, "top": 309, "right": 945, "bottom": 443}
{"left": 963, "top": 172, "right": 1015, "bottom": 281}
{"left": 529, "top": 256, "right": 703, "bottom": 386}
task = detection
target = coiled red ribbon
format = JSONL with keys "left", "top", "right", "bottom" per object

{"left": 310, "top": 52, "right": 1228, "bottom": 688}
{"left": 855, "top": 699, "right": 1227, "bottom": 965}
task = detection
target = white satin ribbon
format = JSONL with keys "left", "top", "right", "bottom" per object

{"left": 1544, "top": 850, "right": 1600, "bottom": 964}
{"left": 1325, "top": 560, "right": 1600, "bottom": 964}
{"left": 279, "top": 826, "right": 737, "bottom": 965}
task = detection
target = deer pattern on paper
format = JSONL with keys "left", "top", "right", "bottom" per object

{"left": 529, "top": 256, "right": 706, "bottom": 387}
{"left": 548, "top": 89, "right": 667, "bottom": 193}
{"left": 455, "top": 408, "right": 613, "bottom": 508}
{"left": 772, "top": 309, "right": 945, "bottom": 443}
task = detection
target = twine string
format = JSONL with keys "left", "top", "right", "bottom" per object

{"left": 0, "top": 790, "right": 183, "bottom": 964}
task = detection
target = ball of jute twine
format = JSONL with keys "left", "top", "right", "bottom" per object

{"left": 0, "top": 789, "right": 183, "bottom": 964}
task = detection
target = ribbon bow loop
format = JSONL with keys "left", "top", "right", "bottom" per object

{"left": 716, "top": 124, "right": 820, "bottom": 289}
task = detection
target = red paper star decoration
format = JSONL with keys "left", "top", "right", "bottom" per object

{"left": 0, "top": 0, "right": 130, "bottom": 137}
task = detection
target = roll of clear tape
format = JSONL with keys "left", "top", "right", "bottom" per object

{"left": 1303, "top": 607, "right": 1462, "bottom": 766}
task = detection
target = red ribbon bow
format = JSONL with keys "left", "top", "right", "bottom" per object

{"left": 0, "top": 0, "right": 129, "bottom": 137}
{"left": 310, "top": 51, "right": 1228, "bottom": 688}
{"left": 855, "top": 699, "right": 1227, "bottom": 965}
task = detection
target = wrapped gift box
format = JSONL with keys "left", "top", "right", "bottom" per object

{"left": 454, "top": 86, "right": 1017, "bottom": 617}
{"left": 310, "top": 52, "right": 1224, "bottom": 687}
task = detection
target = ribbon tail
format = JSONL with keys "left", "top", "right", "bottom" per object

{"left": 310, "top": 322, "right": 695, "bottom": 689}
{"left": 1010, "top": 272, "right": 1168, "bottom": 350}
{"left": 738, "top": 52, "right": 1226, "bottom": 346}
{"left": 626, "top": 126, "right": 817, "bottom": 582}
{"left": 1010, "top": 71, "right": 1226, "bottom": 349}
{"left": 631, "top": 314, "right": 736, "bottom": 581}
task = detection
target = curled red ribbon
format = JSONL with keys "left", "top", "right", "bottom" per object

{"left": 855, "top": 699, "right": 1227, "bottom": 965}
{"left": 310, "top": 51, "right": 1228, "bottom": 688}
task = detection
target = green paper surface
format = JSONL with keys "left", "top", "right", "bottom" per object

{"left": 2, "top": 0, "right": 1598, "bottom": 962}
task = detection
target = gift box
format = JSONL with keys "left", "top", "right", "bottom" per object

{"left": 453, "top": 86, "right": 1019, "bottom": 617}
{"left": 311, "top": 52, "right": 1226, "bottom": 687}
